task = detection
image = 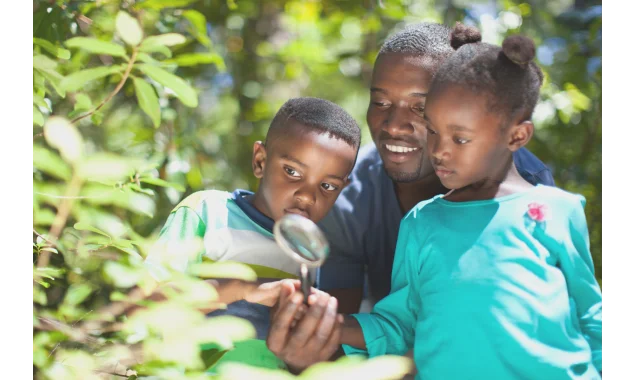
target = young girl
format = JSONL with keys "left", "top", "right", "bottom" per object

{"left": 340, "top": 31, "right": 602, "bottom": 379}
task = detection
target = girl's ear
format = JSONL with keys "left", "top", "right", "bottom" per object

{"left": 507, "top": 120, "right": 534, "bottom": 152}
{"left": 252, "top": 141, "right": 267, "bottom": 178}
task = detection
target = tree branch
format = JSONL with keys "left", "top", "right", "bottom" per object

{"left": 71, "top": 48, "right": 139, "bottom": 124}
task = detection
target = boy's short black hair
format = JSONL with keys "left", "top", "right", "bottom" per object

{"left": 267, "top": 97, "right": 361, "bottom": 149}
{"left": 379, "top": 22, "right": 481, "bottom": 65}
{"left": 430, "top": 30, "right": 544, "bottom": 124}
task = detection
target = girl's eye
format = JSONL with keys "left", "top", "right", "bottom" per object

{"left": 455, "top": 137, "right": 470, "bottom": 145}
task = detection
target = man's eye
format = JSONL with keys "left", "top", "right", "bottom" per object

{"left": 413, "top": 106, "right": 425, "bottom": 115}
{"left": 284, "top": 167, "right": 300, "bottom": 177}
{"left": 321, "top": 183, "right": 338, "bottom": 191}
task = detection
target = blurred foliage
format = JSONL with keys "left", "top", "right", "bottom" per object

{"left": 33, "top": 0, "right": 601, "bottom": 378}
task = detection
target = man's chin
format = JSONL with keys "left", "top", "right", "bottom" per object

{"left": 384, "top": 167, "right": 422, "bottom": 183}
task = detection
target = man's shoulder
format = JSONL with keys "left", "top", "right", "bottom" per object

{"left": 513, "top": 147, "right": 555, "bottom": 186}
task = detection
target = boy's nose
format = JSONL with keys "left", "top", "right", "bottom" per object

{"left": 294, "top": 187, "right": 316, "bottom": 207}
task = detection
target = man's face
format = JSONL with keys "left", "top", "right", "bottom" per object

{"left": 366, "top": 53, "right": 437, "bottom": 182}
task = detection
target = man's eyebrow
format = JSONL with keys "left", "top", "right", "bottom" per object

{"left": 280, "top": 155, "right": 307, "bottom": 168}
{"left": 409, "top": 92, "right": 427, "bottom": 98}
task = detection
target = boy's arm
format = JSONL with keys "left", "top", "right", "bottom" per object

{"left": 557, "top": 196, "right": 602, "bottom": 372}
{"left": 145, "top": 206, "right": 207, "bottom": 281}
{"left": 144, "top": 201, "right": 296, "bottom": 312}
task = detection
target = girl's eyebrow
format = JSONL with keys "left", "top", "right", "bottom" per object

{"left": 423, "top": 115, "right": 473, "bottom": 132}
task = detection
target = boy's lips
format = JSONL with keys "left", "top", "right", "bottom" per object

{"left": 284, "top": 208, "right": 309, "bottom": 219}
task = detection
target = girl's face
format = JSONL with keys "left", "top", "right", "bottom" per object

{"left": 423, "top": 85, "right": 515, "bottom": 190}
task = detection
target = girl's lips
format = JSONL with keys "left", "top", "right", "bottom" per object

{"left": 284, "top": 208, "right": 309, "bottom": 219}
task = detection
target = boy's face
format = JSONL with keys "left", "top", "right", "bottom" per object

{"left": 366, "top": 53, "right": 437, "bottom": 183}
{"left": 251, "top": 123, "right": 357, "bottom": 223}
{"left": 423, "top": 85, "right": 528, "bottom": 190}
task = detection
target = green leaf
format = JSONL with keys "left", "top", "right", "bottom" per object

{"left": 80, "top": 185, "right": 155, "bottom": 217}
{"left": 61, "top": 66, "right": 123, "bottom": 93}
{"left": 43, "top": 117, "right": 83, "bottom": 164}
{"left": 33, "top": 92, "right": 50, "bottom": 111}
{"left": 76, "top": 154, "right": 133, "bottom": 181}
{"left": 188, "top": 262, "right": 257, "bottom": 281}
{"left": 36, "top": 68, "right": 66, "bottom": 97}
{"left": 34, "top": 146, "right": 72, "bottom": 180}
{"left": 190, "top": 316, "right": 256, "bottom": 349}
{"left": 128, "top": 183, "right": 155, "bottom": 196}
{"left": 300, "top": 355, "right": 414, "bottom": 380}
{"left": 91, "top": 111, "right": 104, "bottom": 126}
{"left": 63, "top": 284, "right": 93, "bottom": 306}
{"left": 136, "top": 0, "right": 200, "bottom": 10}
{"left": 139, "top": 44, "right": 172, "bottom": 58}
{"left": 34, "top": 267, "right": 64, "bottom": 280}
{"left": 139, "top": 176, "right": 185, "bottom": 191}
{"left": 201, "top": 348, "right": 230, "bottom": 370}
{"left": 33, "top": 54, "right": 58, "bottom": 71}
{"left": 133, "top": 77, "right": 161, "bottom": 128}
{"left": 565, "top": 83, "right": 592, "bottom": 111}
{"left": 137, "top": 64, "right": 198, "bottom": 107}
{"left": 33, "top": 37, "right": 71, "bottom": 59}
{"left": 74, "top": 222, "right": 112, "bottom": 238}
{"left": 165, "top": 53, "right": 225, "bottom": 70}
{"left": 34, "top": 209, "right": 56, "bottom": 227}
{"left": 116, "top": 11, "right": 143, "bottom": 46}
{"left": 136, "top": 52, "right": 161, "bottom": 64}
{"left": 141, "top": 33, "right": 187, "bottom": 49}
{"left": 183, "top": 10, "right": 211, "bottom": 47}
{"left": 34, "top": 105, "right": 44, "bottom": 126}
{"left": 104, "top": 262, "right": 145, "bottom": 288}
{"left": 34, "top": 286, "right": 48, "bottom": 306}
{"left": 73, "top": 93, "right": 93, "bottom": 112}
{"left": 45, "top": 350, "right": 97, "bottom": 379}
{"left": 66, "top": 37, "right": 127, "bottom": 58}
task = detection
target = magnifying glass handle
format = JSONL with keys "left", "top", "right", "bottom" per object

{"left": 300, "top": 264, "right": 311, "bottom": 306}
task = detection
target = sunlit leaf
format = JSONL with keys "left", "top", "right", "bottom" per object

{"left": 43, "top": 116, "right": 83, "bottom": 164}
{"left": 104, "top": 262, "right": 145, "bottom": 288}
{"left": 116, "top": 11, "right": 144, "bottom": 46}
{"left": 141, "top": 33, "right": 187, "bottom": 49}
{"left": 66, "top": 37, "right": 127, "bottom": 57}
{"left": 61, "top": 66, "right": 123, "bottom": 93}
{"left": 73, "top": 93, "right": 93, "bottom": 112}
{"left": 33, "top": 37, "right": 71, "bottom": 59}
{"left": 137, "top": 64, "right": 198, "bottom": 107}
{"left": 136, "top": 0, "right": 201, "bottom": 10}
{"left": 300, "top": 355, "right": 414, "bottom": 380}
{"left": 188, "top": 262, "right": 257, "bottom": 281}
{"left": 33, "top": 105, "right": 44, "bottom": 126}
{"left": 33, "top": 145, "right": 71, "bottom": 180}
{"left": 183, "top": 10, "right": 211, "bottom": 47}
{"left": 74, "top": 222, "right": 112, "bottom": 238}
{"left": 76, "top": 153, "right": 144, "bottom": 181}
{"left": 33, "top": 54, "right": 58, "bottom": 71}
{"left": 63, "top": 283, "right": 94, "bottom": 306}
{"left": 139, "top": 176, "right": 184, "bottom": 191}
{"left": 139, "top": 44, "right": 173, "bottom": 58}
{"left": 133, "top": 77, "right": 161, "bottom": 128}
{"left": 45, "top": 350, "right": 99, "bottom": 380}
{"left": 165, "top": 53, "right": 226, "bottom": 70}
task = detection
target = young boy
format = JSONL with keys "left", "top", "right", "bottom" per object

{"left": 145, "top": 97, "right": 361, "bottom": 371}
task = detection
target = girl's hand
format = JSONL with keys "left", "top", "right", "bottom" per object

{"left": 244, "top": 279, "right": 302, "bottom": 307}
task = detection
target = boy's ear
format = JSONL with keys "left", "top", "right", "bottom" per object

{"left": 252, "top": 141, "right": 267, "bottom": 178}
{"left": 507, "top": 120, "right": 534, "bottom": 152}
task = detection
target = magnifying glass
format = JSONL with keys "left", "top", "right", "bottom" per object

{"left": 273, "top": 214, "right": 330, "bottom": 305}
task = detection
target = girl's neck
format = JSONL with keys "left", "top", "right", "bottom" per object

{"left": 444, "top": 160, "right": 534, "bottom": 203}
{"left": 394, "top": 173, "right": 449, "bottom": 214}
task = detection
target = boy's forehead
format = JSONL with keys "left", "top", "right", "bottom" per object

{"left": 268, "top": 127, "right": 356, "bottom": 168}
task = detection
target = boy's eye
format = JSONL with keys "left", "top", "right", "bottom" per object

{"left": 321, "top": 183, "right": 338, "bottom": 191}
{"left": 425, "top": 125, "right": 437, "bottom": 135}
{"left": 284, "top": 167, "right": 301, "bottom": 177}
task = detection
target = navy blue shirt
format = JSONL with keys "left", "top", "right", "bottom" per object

{"left": 317, "top": 143, "right": 555, "bottom": 307}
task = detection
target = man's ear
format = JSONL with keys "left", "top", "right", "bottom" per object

{"left": 252, "top": 141, "right": 267, "bottom": 178}
{"left": 507, "top": 120, "right": 534, "bottom": 152}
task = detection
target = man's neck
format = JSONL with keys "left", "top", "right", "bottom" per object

{"left": 393, "top": 174, "right": 448, "bottom": 214}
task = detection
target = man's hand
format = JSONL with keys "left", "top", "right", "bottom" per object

{"left": 266, "top": 282, "right": 343, "bottom": 374}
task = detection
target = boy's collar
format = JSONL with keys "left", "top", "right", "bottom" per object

{"left": 231, "top": 189, "right": 275, "bottom": 233}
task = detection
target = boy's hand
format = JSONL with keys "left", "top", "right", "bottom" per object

{"left": 243, "top": 279, "right": 302, "bottom": 307}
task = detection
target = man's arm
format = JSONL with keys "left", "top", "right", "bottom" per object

{"left": 317, "top": 199, "right": 367, "bottom": 313}
{"left": 325, "top": 287, "right": 363, "bottom": 315}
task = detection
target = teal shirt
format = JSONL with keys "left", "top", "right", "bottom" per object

{"left": 344, "top": 185, "right": 602, "bottom": 379}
